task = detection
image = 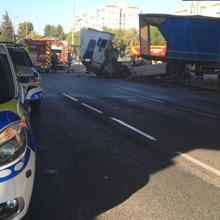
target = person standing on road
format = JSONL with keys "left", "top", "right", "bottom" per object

{"left": 67, "top": 53, "right": 72, "bottom": 73}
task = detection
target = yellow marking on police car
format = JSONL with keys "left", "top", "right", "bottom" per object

{"left": 0, "top": 99, "right": 19, "bottom": 115}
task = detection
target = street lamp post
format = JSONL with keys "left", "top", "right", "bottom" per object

{"left": 25, "top": 21, "right": 27, "bottom": 38}
{"left": 196, "top": 1, "right": 201, "bottom": 15}
{"left": 72, "top": 0, "right": 75, "bottom": 46}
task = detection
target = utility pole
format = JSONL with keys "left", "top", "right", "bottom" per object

{"left": 25, "top": 21, "right": 28, "bottom": 38}
{"left": 196, "top": 1, "right": 201, "bottom": 15}
{"left": 71, "top": 0, "right": 75, "bottom": 47}
{"left": 190, "top": 2, "right": 194, "bottom": 15}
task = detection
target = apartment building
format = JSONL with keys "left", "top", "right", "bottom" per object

{"left": 73, "top": 1, "right": 141, "bottom": 31}
{"left": 175, "top": 1, "right": 220, "bottom": 17}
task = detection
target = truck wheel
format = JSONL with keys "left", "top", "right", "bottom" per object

{"left": 166, "top": 62, "right": 184, "bottom": 79}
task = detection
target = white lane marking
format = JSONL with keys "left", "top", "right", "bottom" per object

{"left": 120, "top": 86, "right": 139, "bottom": 92}
{"left": 81, "top": 103, "right": 103, "bottom": 114}
{"left": 62, "top": 93, "right": 79, "bottom": 102}
{"left": 111, "top": 95, "right": 125, "bottom": 98}
{"left": 141, "top": 96, "right": 165, "bottom": 104}
{"left": 115, "top": 86, "right": 165, "bottom": 104}
{"left": 111, "top": 117, "right": 157, "bottom": 141}
{"left": 176, "top": 152, "right": 220, "bottom": 177}
{"left": 176, "top": 106, "right": 220, "bottom": 120}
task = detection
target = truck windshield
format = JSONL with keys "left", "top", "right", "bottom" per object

{"left": 83, "top": 39, "right": 96, "bottom": 59}
{"left": 0, "top": 53, "right": 15, "bottom": 104}
{"left": 8, "top": 48, "right": 33, "bottom": 67}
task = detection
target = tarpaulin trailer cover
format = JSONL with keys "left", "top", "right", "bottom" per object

{"left": 139, "top": 14, "right": 220, "bottom": 63}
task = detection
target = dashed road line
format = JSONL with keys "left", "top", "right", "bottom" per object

{"left": 113, "top": 85, "right": 165, "bottom": 104}
{"left": 111, "top": 117, "right": 157, "bottom": 141}
{"left": 120, "top": 86, "right": 139, "bottom": 93}
{"left": 81, "top": 103, "right": 103, "bottom": 114}
{"left": 110, "top": 84, "right": 219, "bottom": 120}
{"left": 141, "top": 96, "right": 165, "bottom": 104}
{"left": 127, "top": 99, "right": 137, "bottom": 102}
{"left": 63, "top": 92, "right": 103, "bottom": 114}
{"left": 63, "top": 91, "right": 220, "bottom": 179}
{"left": 62, "top": 93, "right": 79, "bottom": 102}
{"left": 176, "top": 106, "right": 220, "bottom": 120}
{"left": 176, "top": 152, "right": 220, "bottom": 177}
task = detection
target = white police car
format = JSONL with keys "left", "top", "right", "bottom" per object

{"left": 5, "top": 43, "right": 43, "bottom": 113}
{"left": 0, "top": 43, "right": 37, "bottom": 219}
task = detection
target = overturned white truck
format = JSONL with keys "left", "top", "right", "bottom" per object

{"left": 80, "top": 28, "right": 131, "bottom": 78}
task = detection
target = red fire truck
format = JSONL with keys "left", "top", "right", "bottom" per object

{"left": 23, "top": 38, "right": 69, "bottom": 72}
{"left": 49, "top": 39, "right": 69, "bottom": 65}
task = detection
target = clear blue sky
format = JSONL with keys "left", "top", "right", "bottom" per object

{"left": 0, "top": 0, "right": 192, "bottom": 34}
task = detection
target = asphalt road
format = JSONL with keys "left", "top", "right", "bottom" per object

{"left": 25, "top": 72, "right": 220, "bottom": 220}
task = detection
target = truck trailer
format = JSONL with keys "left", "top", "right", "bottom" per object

{"left": 139, "top": 14, "right": 220, "bottom": 81}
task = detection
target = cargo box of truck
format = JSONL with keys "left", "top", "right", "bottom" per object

{"left": 139, "top": 14, "right": 220, "bottom": 78}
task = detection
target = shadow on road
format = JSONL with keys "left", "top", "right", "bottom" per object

{"left": 24, "top": 96, "right": 173, "bottom": 220}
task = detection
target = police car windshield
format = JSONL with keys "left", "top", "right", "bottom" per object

{"left": 8, "top": 48, "right": 33, "bottom": 67}
{"left": 0, "top": 53, "right": 15, "bottom": 104}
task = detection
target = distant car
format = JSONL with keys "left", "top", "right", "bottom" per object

{"left": 0, "top": 44, "right": 36, "bottom": 219}
{"left": 5, "top": 43, "right": 43, "bottom": 113}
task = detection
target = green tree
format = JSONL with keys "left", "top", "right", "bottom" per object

{"left": 65, "top": 31, "right": 80, "bottom": 55}
{"left": 103, "top": 27, "right": 139, "bottom": 57}
{"left": 101, "top": 27, "right": 165, "bottom": 57}
{"left": 0, "top": 11, "right": 14, "bottom": 42}
{"left": 17, "top": 21, "right": 34, "bottom": 40}
{"left": 26, "top": 31, "right": 43, "bottom": 40}
{"left": 150, "top": 26, "right": 166, "bottom": 45}
{"left": 124, "top": 28, "right": 139, "bottom": 55}
{"left": 44, "top": 24, "right": 52, "bottom": 37}
{"left": 56, "top": 25, "right": 65, "bottom": 40}
{"left": 44, "top": 24, "right": 65, "bottom": 39}
{"left": 65, "top": 31, "right": 80, "bottom": 45}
